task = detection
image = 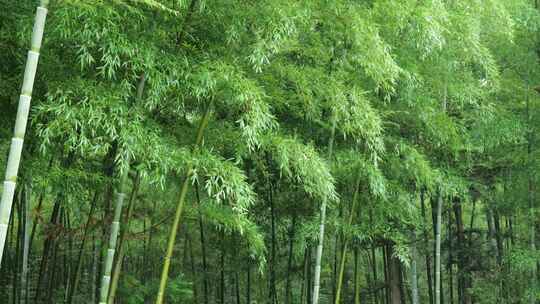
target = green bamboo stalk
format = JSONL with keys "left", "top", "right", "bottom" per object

{"left": 107, "top": 171, "right": 140, "bottom": 304}
{"left": 0, "top": 0, "right": 48, "bottom": 265}
{"left": 98, "top": 163, "right": 130, "bottom": 304}
{"left": 312, "top": 112, "right": 337, "bottom": 304}
{"left": 21, "top": 184, "right": 31, "bottom": 304}
{"left": 410, "top": 230, "right": 419, "bottom": 304}
{"left": 155, "top": 103, "right": 212, "bottom": 304}
{"left": 435, "top": 190, "right": 443, "bottom": 304}
{"left": 334, "top": 175, "right": 361, "bottom": 303}
{"left": 526, "top": 83, "right": 537, "bottom": 304}
{"left": 66, "top": 191, "right": 99, "bottom": 304}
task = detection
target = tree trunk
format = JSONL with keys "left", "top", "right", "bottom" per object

{"left": 312, "top": 113, "right": 337, "bottom": 304}
{"left": 0, "top": 0, "right": 48, "bottom": 265}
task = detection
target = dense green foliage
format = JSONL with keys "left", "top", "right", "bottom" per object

{"left": 1, "top": 0, "right": 539, "bottom": 303}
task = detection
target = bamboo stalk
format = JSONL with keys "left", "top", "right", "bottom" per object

{"left": 0, "top": 0, "right": 48, "bottom": 265}
{"left": 155, "top": 103, "right": 212, "bottom": 304}
{"left": 435, "top": 190, "right": 443, "bottom": 304}
{"left": 107, "top": 171, "right": 141, "bottom": 303}
{"left": 334, "top": 175, "right": 361, "bottom": 303}
{"left": 98, "top": 163, "right": 130, "bottom": 304}
{"left": 66, "top": 191, "right": 99, "bottom": 304}
{"left": 312, "top": 113, "right": 337, "bottom": 304}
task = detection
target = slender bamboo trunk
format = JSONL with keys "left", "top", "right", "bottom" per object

{"left": 307, "top": 246, "right": 313, "bottom": 304}
{"left": 13, "top": 191, "right": 21, "bottom": 304}
{"left": 301, "top": 248, "right": 308, "bottom": 304}
{"left": 220, "top": 230, "right": 225, "bottom": 304}
{"left": 0, "top": 0, "right": 48, "bottom": 265}
{"left": 91, "top": 235, "right": 97, "bottom": 304}
{"left": 21, "top": 184, "right": 31, "bottom": 304}
{"left": 383, "top": 246, "right": 390, "bottom": 304}
{"left": 67, "top": 191, "right": 99, "bottom": 304}
{"left": 354, "top": 246, "right": 361, "bottom": 304}
{"left": 371, "top": 245, "right": 379, "bottom": 304}
{"left": 235, "top": 271, "right": 241, "bottom": 304}
{"left": 387, "top": 244, "right": 402, "bottom": 304}
{"left": 98, "top": 162, "right": 130, "bottom": 304}
{"left": 155, "top": 103, "right": 212, "bottom": 304}
{"left": 284, "top": 213, "right": 297, "bottom": 304}
{"left": 448, "top": 210, "right": 454, "bottom": 304}
{"left": 493, "top": 210, "right": 503, "bottom": 267}
{"left": 268, "top": 175, "right": 278, "bottom": 304}
{"left": 332, "top": 218, "right": 340, "bottom": 304}
{"left": 335, "top": 175, "right": 361, "bottom": 303}
{"left": 435, "top": 191, "right": 443, "bottom": 304}
{"left": 312, "top": 113, "right": 337, "bottom": 304}
{"left": 486, "top": 208, "right": 498, "bottom": 258}
{"left": 35, "top": 197, "right": 61, "bottom": 303}
{"left": 526, "top": 82, "right": 538, "bottom": 304}
{"left": 46, "top": 221, "right": 60, "bottom": 304}
{"left": 64, "top": 209, "right": 73, "bottom": 302}
{"left": 187, "top": 233, "right": 199, "bottom": 302}
{"left": 104, "top": 73, "right": 145, "bottom": 304}
{"left": 411, "top": 230, "right": 419, "bottom": 304}
{"left": 195, "top": 184, "right": 209, "bottom": 304}
{"left": 28, "top": 189, "right": 45, "bottom": 259}
{"left": 107, "top": 171, "right": 141, "bottom": 304}
{"left": 421, "top": 190, "right": 434, "bottom": 304}
{"left": 247, "top": 251, "right": 251, "bottom": 304}
{"left": 453, "top": 198, "right": 471, "bottom": 304}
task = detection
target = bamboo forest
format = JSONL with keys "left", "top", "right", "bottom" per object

{"left": 2, "top": 0, "right": 540, "bottom": 303}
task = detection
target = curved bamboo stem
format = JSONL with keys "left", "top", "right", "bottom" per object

{"left": 155, "top": 103, "right": 212, "bottom": 304}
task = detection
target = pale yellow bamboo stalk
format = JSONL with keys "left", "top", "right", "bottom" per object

{"left": 0, "top": 0, "right": 48, "bottom": 264}
{"left": 98, "top": 164, "right": 130, "bottom": 304}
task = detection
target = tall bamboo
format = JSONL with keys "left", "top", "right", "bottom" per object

{"left": 107, "top": 171, "right": 140, "bottom": 304}
{"left": 20, "top": 184, "right": 31, "bottom": 304}
{"left": 155, "top": 103, "right": 212, "bottom": 304}
{"left": 0, "top": 0, "right": 48, "bottom": 265}
{"left": 98, "top": 163, "right": 130, "bottom": 304}
{"left": 435, "top": 190, "right": 443, "bottom": 304}
{"left": 66, "top": 191, "right": 99, "bottom": 304}
{"left": 526, "top": 83, "right": 537, "bottom": 304}
{"left": 334, "top": 174, "right": 361, "bottom": 303}
{"left": 312, "top": 113, "right": 337, "bottom": 304}
{"left": 411, "top": 230, "right": 419, "bottom": 304}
